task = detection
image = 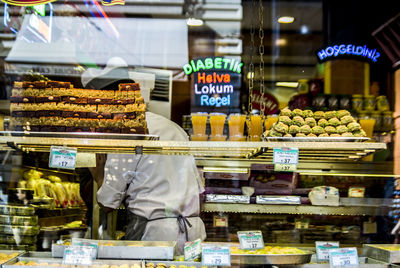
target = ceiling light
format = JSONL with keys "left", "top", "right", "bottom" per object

{"left": 300, "top": 25, "right": 309, "bottom": 34}
{"left": 275, "top": 38, "right": 287, "bottom": 46}
{"left": 278, "top": 16, "right": 295, "bottom": 24}
{"left": 187, "top": 18, "right": 203, "bottom": 27}
{"left": 276, "top": 82, "right": 299, "bottom": 88}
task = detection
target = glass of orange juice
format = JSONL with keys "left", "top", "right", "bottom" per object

{"left": 229, "top": 114, "right": 246, "bottom": 141}
{"left": 264, "top": 115, "right": 278, "bottom": 131}
{"left": 247, "top": 115, "right": 262, "bottom": 141}
{"left": 191, "top": 112, "right": 208, "bottom": 135}
{"left": 359, "top": 117, "right": 376, "bottom": 161}
{"left": 209, "top": 113, "right": 226, "bottom": 136}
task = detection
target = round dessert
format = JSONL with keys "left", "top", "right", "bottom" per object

{"left": 281, "top": 108, "right": 292, "bottom": 117}
{"left": 292, "top": 116, "right": 305, "bottom": 126}
{"left": 313, "top": 111, "right": 325, "bottom": 120}
{"left": 296, "top": 133, "right": 307, "bottom": 137}
{"left": 337, "top": 110, "right": 350, "bottom": 118}
{"left": 353, "top": 129, "right": 367, "bottom": 137}
{"left": 307, "top": 133, "right": 317, "bottom": 137}
{"left": 324, "top": 126, "right": 337, "bottom": 134}
{"left": 325, "top": 111, "right": 337, "bottom": 120}
{"left": 340, "top": 115, "right": 355, "bottom": 125}
{"left": 328, "top": 117, "right": 340, "bottom": 127}
{"left": 283, "top": 133, "right": 293, "bottom": 137}
{"left": 274, "top": 122, "right": 289, "bottom": 133}
{"left": 319, "top": 133, "right": 329, "bottom": 137}
{"left": 336, "top": 125, "right": 348, "bottom": 134}
{"left": 278, "top": 115, "right": 292, "bottom": 125}
{"left": 318, "top": 118, "right": 328, "bottom": 127}
{"left": 292, "top": 109, "right": 303, "bottom": 117}
{"left": 302, "top": 110, "right": 313, "bottom": 118}
{"left": 347, "top": 122, "right": 361, "bottom": 131}
{"left": 289, "top": 125, "right": 300, "bottom": 134}
{"left": 299, "top": 125, "right": 311, "bottom": 134}
{"left": 342, "top": 132, "right": 353, "bottom": 137}
{"left": 330, "top": 133, "right": 341, "bottom": 137}
{"left": 311, "top": 126, "right": 325, "bottom": 135}
{"left": 305, "top": 117, "right": 316, "bottom": 127}
{"left": 269, "top": 128, "right": 283, "bottom": 137}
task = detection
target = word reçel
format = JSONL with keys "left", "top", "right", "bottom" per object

{"left": 317, "top": 44, "right": 380, "bottom": 62}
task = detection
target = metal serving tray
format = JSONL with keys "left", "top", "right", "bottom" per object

{"left": 0, "top": 250, "right": 25, "bottom": 266}
{"left": 3, "top": 257, "right": 142, "bottom": 268}
{"left": 19, "top": 251, "right": 52, "bottom": 258}
{"left": 264, "top": 136, "right": 370, "bottom": 142}
{"left": 231, "top": 252, "right": 313, "bottom": 265}
{"left": 364, "top": 244, "right": 400, "bottom": 264}
{"left": 145, "top": 260, "right": 203, "bottom": 267}
{"left": 0, "top": 131, "right": 159, "bottom": 140}
{"left": 97, "top": 240, "right": 176, "bottom": 260}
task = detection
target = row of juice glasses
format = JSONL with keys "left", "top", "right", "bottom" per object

{"left": 191, "top": 113, "right": 280, "bottom": 141}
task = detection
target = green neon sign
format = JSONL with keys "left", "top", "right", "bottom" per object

{"left": 183, "top": 57, "right": 243, "bottom": 75}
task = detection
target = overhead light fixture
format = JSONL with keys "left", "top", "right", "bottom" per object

{"left": 300, "top": 25, "right": 309, "bottom": 34}
{"left": 278, "top": 16, "right": 295, "bottom": 24}
{"left": 275, "top": 38, "right": 287, "bottom": 46}
{"left": 276, "top": 82, "right": 299, "bottom": 88}
{"left": 187, "top": 18, "right": 203, "bottom": 27}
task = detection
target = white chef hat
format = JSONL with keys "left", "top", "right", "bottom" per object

{"left": 81, "top": 57, "right": 134, "bottom": 90}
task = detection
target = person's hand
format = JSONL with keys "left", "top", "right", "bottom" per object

{"left": 89, "top": 154, "right": 107, "bottom": 186}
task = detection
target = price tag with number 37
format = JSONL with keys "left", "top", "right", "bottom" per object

{"left": 273, "top": 148, "right": 299, "bottom": 172}
{"left": 238, "top": 230, "right": 264, "bottom": 250}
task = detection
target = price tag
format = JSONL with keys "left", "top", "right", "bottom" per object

{"left": 184, "top": 239, "right": 201, "bottom": 261}
{"left": 213, "top": 215, "right": 228, "bottom": 227}
{"left": 237, "top": 230, "right": 264, "bottom": 250}
{"left": 202, "top": 246, "right": 230, "bottom": 266}
{"left": 273, "top": 148, "right": 299, "bottom": 172}
{"left": 329, "top": 247, "right": 359, "bottom": 267}
{"left": 315, "top": 241, "right": 339, "bottom": 262}
{"left": 49, "top": 146, "right": 77, "bottom": 170}
{"left": 63, "top": 246, "right": 95, "bottom": 265}
{"left": 71, "top": 239, "right": 98, "bottom": 259}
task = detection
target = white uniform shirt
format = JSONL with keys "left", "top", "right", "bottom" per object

{"left": 97, "top": 112, "right": 206, "bottom": 252}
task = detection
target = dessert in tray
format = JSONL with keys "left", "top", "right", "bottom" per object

{"left": 264, "top": 108, "right": 367, "bottom": 138}
{"left": 9, "top": 81, "right": 148, "bottom": 134}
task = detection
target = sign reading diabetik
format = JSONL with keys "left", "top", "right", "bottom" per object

{"left": 1, "top": 0, "right": 54, "bottom": 6}
{"left": 183, "top": 57, "right": 242, "bottom": 109}
{"left": 316, "top": 44, "right": 380, "bottom": 63}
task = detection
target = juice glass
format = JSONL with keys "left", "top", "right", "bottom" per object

{"left": 191, "top": 112, "right": 208, "bottom": 136}
{"left": 190, "top": 134, "right": 208, "bottom": 141}
{"left": 247, "top": 115, "right": 262, "bottom": 141}
{"left": 264, "top": 115, "right": 278, "bottom": 131}
{"left": 209, "top": 113, "right": 227, "bottom": 137}
{"left": 228, "top": 114, "right": 246, "bottom": 141}
{"left": 209, "top": 135, "right": 227, "bottom": 141}
{"left": 359, "top": 118, "right": 376, "bottom": 161}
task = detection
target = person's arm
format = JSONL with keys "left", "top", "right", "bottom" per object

{"left": 89, "top": 154, "right": 107, "bottom": 187}
{"left": 96, "top": 154, "right": 134, "bottom": 213}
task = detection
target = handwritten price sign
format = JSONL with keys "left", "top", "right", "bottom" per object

{"left": 49, "top": 146, "right": 77, "bottom": 170}
{"left": 273, "top": 148, "right": 299, "bottom": 172}
{"left": 329, "top": 248, "right": 359, "bottom": 267}
{"left": 202, "top": 246, "right": 230, "bottom": 266}
{"left": 238, "top": 230, "right": 264, "bottom": 250}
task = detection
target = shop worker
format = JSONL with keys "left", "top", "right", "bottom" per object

{"left": 85, "top": 58, "right": 206, "bottom": 254}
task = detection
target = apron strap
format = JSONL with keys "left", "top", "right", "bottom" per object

{"left": 177, "top": 215, "right": 193, "bottom": 242}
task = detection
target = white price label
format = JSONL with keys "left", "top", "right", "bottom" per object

{"left": 329, "top": 248, "right": 359, "bottom": 267}
{"left": 72, "top": 239, "right": 98, "bottom": 259}
{"left": 49, "top": 146, "right": 77, "bottom": 170}
{"left": 273, "top": 148, "right": 298, "bottom": 172}
{"left": 315, "top": 241, "right": 339, "bottom": 262}
{"left": 63, "top": 246, "right": 95, "bottom": 265}
{"left": 202, "top": 246, "right": 230, "bottom": 266}
{"left": 238, "top": 230, "right": 264, "bottom": 250}
{"left": 184, "top": 239, "right": 201, "bottom": 261}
